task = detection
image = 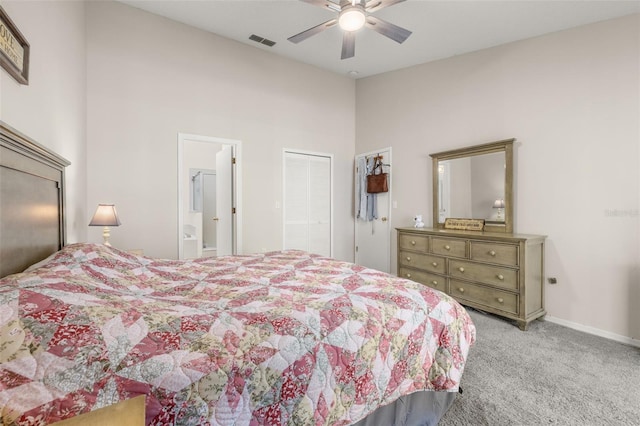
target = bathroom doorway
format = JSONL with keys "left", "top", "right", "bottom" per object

{"left": 189, "top": 168, "right": 217, "bottom": 256}
{"left": 178, "top": 133, "right": 242, "bottom": 259}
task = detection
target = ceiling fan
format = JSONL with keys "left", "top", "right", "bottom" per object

{"left": 288, "top": 0, "right": 412, "bottom": 60}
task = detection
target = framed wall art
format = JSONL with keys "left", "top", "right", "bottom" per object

{"left": 0, "top": 6, "right": 29, "bottom": 85}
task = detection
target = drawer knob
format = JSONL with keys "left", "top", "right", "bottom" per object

{"left": 411, "top": 240, "right": 416, "bottom": 245}
{"left": 406, "top": 273, "right": 411, "bottom": 278}
{"left": 431, "top": 262, "right": 438, "bottom": 267}
{"left": 497, "top": 274, "right": 504, "bottom": 280}
{"left": 458, "top": 287, "right": 465, "bottom": 293}
{"left": 406, "top": 256, "right": 411, "bottom": 262}
{"left": 432, "top": 280, "right": 438, "bottom": 286}
{"left": 497, "top": 297, "right": 504, "bottom": 303}
{"left": 489, "top": 250, "right": 496, "bottom": 256}
{"left": 458, "top": 267, "right": 465, "bottom": 273}
{"left": 444, "top": 245, "right": 451, "bottom": 251}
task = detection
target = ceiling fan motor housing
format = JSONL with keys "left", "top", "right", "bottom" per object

{"left": 339, "top": 5, "right": 366, "bottom": 32}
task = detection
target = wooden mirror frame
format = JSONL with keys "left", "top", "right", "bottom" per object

{"left": 430, "top": 138, "right": 514, "bottom": 233}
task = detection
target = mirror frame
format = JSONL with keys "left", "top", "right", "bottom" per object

{"left": 430, "top": 138, "right": 515, "bottom": 233}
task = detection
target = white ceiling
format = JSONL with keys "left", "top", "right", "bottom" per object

{"left": 118, "top": 0, "right": 640, "bottom": 79}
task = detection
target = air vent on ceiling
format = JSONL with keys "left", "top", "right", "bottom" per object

{"left": 249, "top": 34, "right": 276, "bottom": 47}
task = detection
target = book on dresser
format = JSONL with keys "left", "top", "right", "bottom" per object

{"left": 396, "top": 227, "right": 546, "bottom": 330}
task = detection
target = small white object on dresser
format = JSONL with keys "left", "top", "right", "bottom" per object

{"left": 397, "top": 227, "right": 546, "bottom": 331}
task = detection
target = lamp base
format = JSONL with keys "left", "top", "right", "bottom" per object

{"left": 102, "top": 226, "right": 112, "bottom": 246}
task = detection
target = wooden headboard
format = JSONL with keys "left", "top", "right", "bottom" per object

{"left": 0, "top": 121, "right": 70, "bottom": 278}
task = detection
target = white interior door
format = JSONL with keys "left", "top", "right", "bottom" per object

{"left": 283, "top": 151, "right": 332, "bottom": 257}
{"left": 215, "top": 145, "right": 233, "bottom": 256}
{"left": 355, "top": 148, "right": 391, "bottom": 272}
{"left": 308, "top": 155, "right": 331, "bottom": 256}
{"left": 202, "top": 173, "right": 217, "bottom": 248}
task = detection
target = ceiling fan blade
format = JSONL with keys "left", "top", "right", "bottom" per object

{"left": 341, "top": 31, "right": 356, "bottom": 59}
{"left": 300, "top": 0, "right": 342, "bottom": 12}
{"left": 365, "top": 0, "right": 406, "bottom": 13}
{"left": 288, "top": 19, "right": 338, "bottom": 44}
{"left": 365, "top": 15, "right": 411, "bottom": 44}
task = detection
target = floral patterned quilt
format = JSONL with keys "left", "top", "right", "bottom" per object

{"left": 0, "top": 244, "right": 475, "bottom": 425}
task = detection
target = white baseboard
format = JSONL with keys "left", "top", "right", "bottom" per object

{"left": 545, "top": 316, "right": 640, "bottom": 348}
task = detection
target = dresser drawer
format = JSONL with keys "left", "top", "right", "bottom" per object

{"left": 431, "top": 237, "right": 466, "bottom": 258}
{"left": 450, "top": 279, "right": 518, "bottom": 315}
{"left": 470, "top": 242, "right": 519, "bottom": 266}
{"left": 399, "top": 233, "right": 428, "bottom": 252}
{"left": 399, "top": 251, "right": 446, "bottom": 274}
{"left": 449, "top": 259, "right": 518, "bottom": 291}
{"left": 399, "top": 268, "right": 447, "bottom": 292}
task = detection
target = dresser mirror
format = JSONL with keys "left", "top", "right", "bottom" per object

{"left": 430, "top": 139, "right": 514, "bottom": 233}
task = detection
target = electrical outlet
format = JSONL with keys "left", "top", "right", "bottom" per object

{"left": 547, "top": 277, "right": 557, "bottom": 284}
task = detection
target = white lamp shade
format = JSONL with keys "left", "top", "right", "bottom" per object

{"left": 493, "top": 199, "right": 505, "bottom": 209}
{"left": 339, "top": 8, "right": 366, "bottom": 32}
{"left": 89, "top": 204, "right": 121, "bottom": 226}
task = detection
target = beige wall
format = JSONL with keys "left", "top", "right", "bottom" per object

{"left": 356, "top": 14, "right": 640, "bottom": 341}
{"left": 0, "top": 0, "right": 87, "bottom": 243}
{"left": 85, "top": 1, "right": 355, "bottom": 260}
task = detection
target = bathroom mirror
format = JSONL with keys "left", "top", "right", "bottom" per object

{"left": 430, "top": 139, "right": 514, "bottom": 233}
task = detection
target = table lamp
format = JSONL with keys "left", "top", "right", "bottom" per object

{"left": 493, "top": 199, "right": 505, "bottom": 221}
{"left": 89, "top": 204, "right": 121, "bottom": 246}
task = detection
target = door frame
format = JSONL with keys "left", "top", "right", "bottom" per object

{"left": 354, "top": 147, "right": 392, "bottom": 272}
{"left": 178, "top": 133, "right": 242, "bottom": 259}
{"left": 282, "top": 149, "right": 334, "bottom": 257}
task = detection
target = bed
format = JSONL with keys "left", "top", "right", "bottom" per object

{"left": 0, "top": 121, "right": 476, "bottom": 425}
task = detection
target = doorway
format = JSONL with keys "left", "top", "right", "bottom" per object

{"left": 178, "top": 133, "right": 242, "bottom": 259}
{"left": 354, "top": 148, "right": 392, "bottom": 273}
{"left": 189, "top": 168, "right": 217, "bottom": 255}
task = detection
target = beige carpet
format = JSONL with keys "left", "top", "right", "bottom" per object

{"left": 440, "top": 309, "right": 640, "bottom": 425}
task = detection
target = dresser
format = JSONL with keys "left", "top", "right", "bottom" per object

{"left": 397, "top": 227, "right": 546, "bottom": 330}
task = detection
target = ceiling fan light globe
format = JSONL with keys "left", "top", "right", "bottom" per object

{"left": 339, "top": 8, "right": 365, "bottom": 32}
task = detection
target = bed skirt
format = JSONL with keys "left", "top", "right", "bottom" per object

{"left": 353, "top": 391, "right": 457, "bottom": 426}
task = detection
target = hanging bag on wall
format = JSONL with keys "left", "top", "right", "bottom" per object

{"left": 367, "top": 157, "right": 388, "bottom": 193}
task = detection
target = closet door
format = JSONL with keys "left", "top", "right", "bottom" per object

{"left": 283, "top": 151, "right": 332, "bottom": 257}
